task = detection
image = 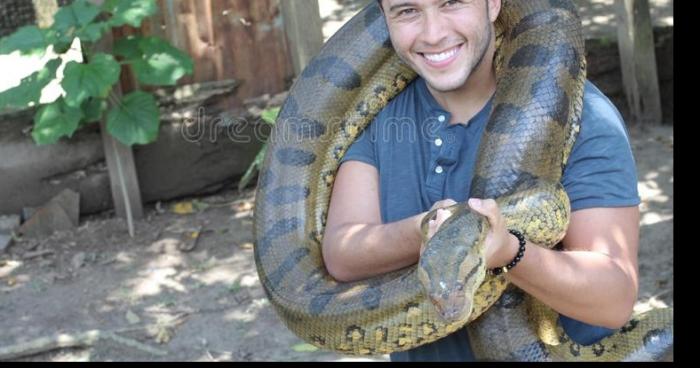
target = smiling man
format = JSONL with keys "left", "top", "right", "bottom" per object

{"left": 321, "top": 0, "right": 641, "bottom": 361}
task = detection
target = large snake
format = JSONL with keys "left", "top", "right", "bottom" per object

{"left": 253, "top": 0, "right": 673, "bottom": 361}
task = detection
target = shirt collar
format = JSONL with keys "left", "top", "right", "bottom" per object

{"left": 415, "top": 77, "right": 495, "bottom": 129}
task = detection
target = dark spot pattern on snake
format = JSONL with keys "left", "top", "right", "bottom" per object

{"left": 267, "top": 247, "right": 311, "bottom": 285}
{"left": 268, "top": 185, "right": 310, "bottom": 206}
{"left": 276, "top": 148, "right": 316, "bottom": 167}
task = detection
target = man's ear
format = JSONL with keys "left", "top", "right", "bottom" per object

{"left": 488, "top": 0, "right": 502, "bottom": 22}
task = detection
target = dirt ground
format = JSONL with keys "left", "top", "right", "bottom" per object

{"left": 0, "top": 124, "right": 674, "bottom": 363}
{"left": 0, "top": 0, "right": 673, "bottom": 362}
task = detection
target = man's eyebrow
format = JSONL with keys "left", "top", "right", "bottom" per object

{"left": 387, "top": 1, "right": 417, "bottom": 13}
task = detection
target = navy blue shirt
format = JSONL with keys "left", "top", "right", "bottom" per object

{"left": 339, "top": 77, "right": 640, "bottom": 361}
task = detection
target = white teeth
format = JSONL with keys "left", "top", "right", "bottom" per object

{"left": 424, "top": 47, "right": 458, "bottom": 62}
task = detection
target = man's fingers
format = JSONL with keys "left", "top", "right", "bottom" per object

{"left": 468, "top": 198, "right": 500, "bottom": 225}
{"left": 427, "top": 208, "right": 450, "bottom": 238}
{"left": 431, "top": 198, "right": 457, "bottom": 211}
{"left": 442, "top": 199, "right": 457, "bottom": 207}
{"left": 437, "top": 208, "right": 450, "bottom": 220}
{"left": 427, "top": 219, "right": 437, "bottom": 238}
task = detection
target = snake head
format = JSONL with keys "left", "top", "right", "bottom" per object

{"left": 427, "top": 281, "right": 472, "bottom": 323}
{"left": 418, "top": 207, "right": 488, "bottom": 323}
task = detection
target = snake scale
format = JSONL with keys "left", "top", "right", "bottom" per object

{"left": 253, "top": 0, "right": 673, "bottom": 361}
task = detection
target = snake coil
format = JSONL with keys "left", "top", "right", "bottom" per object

{"left": 253, "top": 0, "right": 673, "bottom": 361}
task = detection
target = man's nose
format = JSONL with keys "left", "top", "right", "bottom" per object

{"left": 420, "top": 11, "right": 449, "bottom": 46}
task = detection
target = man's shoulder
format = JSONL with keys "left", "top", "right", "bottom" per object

{"left": 580, "top": 80, "right": 630, "bottom": 140}
{"left": 374, "top": 77, "right": 424, "bottom": 120}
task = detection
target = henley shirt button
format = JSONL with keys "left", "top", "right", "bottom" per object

{"left": 435, "top": 138, "right": 443, "bottom": 147}
{"left": 435, "top": 166, "right": 444, "bottom": 174}
{"left": 438, "top": 115, "right": 446, "bottom": 123}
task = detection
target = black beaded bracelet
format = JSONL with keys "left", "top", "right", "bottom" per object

{"left": 489, "top": 229, "right": 526, "bottom": 276}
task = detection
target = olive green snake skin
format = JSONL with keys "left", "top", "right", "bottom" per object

{"left": 253, "top": 0, "right": 673, "bottom": 361}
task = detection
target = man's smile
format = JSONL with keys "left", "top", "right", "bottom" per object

{"left": 419, "top": 44, "right": 464, "bottom": 68}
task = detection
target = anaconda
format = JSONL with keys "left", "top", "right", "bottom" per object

{"left": 253, "top": 0, "right": 673, "bottom": 361}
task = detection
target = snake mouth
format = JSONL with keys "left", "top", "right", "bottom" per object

{"left": 430, "top": 291, "right": 472, "bottom": 323}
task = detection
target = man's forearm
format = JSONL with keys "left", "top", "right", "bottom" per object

{"left": 323, "top": 212, "right": 426, "bottom": 282}
{"left": 506, "top": 242, "right": 638, "bottom": 329}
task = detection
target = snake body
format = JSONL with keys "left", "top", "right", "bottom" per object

{"left": 253, "top": 0, "right": 672, "bottom": 360}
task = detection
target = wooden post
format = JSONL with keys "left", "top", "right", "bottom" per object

{"left": 90, "top": 0, "right": 144, "bottom": 236}
{"left": 280, "top": 0, "right": 324, "bottom": 76}
{"left": 98, "top": 36, "right": 144, "bottom": 235}
{"left": 614, "top": 0, "right": 662, "bottom": 125}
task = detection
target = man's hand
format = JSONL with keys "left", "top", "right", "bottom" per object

{"left": 422, "top": 199, "right": 457, "bottom": 255}
{"left": 423, "top": 198, "right": 519, "bottom": 269}
{"left": 467, "top": 198, "right": 519, "bottom": 269}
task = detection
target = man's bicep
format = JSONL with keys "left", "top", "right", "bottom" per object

{"left": 326, "top": 161, "right": 383, "bottom": 232}
{"left": 562, "top": 207, "right": 640, "bottom": 272}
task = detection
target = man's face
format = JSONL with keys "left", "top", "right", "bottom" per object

{"left": 381, "top": 0, "right": 499, "bottom": 93}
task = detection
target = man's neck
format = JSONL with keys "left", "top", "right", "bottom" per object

{"left": 426, "top": 43, "right": 497, "bottom": 126}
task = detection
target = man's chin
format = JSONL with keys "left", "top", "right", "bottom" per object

{"left": 424, "top": 77, "right": 467, "bottom": 93}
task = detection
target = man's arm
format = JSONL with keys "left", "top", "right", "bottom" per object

{"left": 470, "top": 200, "right": 640, "bottom": 329}
{"left": 323, "top": 161, "right": 428, "bottom": 282}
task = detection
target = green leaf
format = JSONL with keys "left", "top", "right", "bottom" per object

{"left": 61, "top": 53, "right": 121, "bottom": 107}
{"left": 0, "top": 59, "right": 61, "bottom": 109}
{"left": 117, "top": 36, "right": 193, "bottom": 86}
{"left": 53, "top": 39, "right": 74, "bottom": 54}
{"left": 52, "top": 0, "right": 102, "bottom": 34}
{"left": 32, "top": 99, "right": 84, "bottom": 145}
{"left": 104, "top": 0, "right": 158, "bottom": 27}
{"left": 81, "top": 97, "right": 108, "bottom": 124}
{"left": 191, "top": 199, "right": 210, "bottom": 212}
{"left": 228, "top": 280, "right": 241, "bottom": 293}
{"left": 0, "top": 26, "right": 51, "bottom": 55}
{"left": 113, "top": 36, "right": 141, "bottom": 60}
{"left": 106, "top": 90, "right": 160, "bottom": 145}
{"left": 261, "top": 107, "right": 280, "bottom": 125}
{"left": 238, "top": 107, "right": 277, "bottom": 191}
{"left": 238, "top": 143, "right": 267, "bottom": 192}
{"left": 76, "top": 22, "right": 109, "bottom": 42}
{"left": 291, "top": 343, "right": 319, "bottom": 353}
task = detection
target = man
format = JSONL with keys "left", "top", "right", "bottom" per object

{"left": 322, "top": 0, "right": 640, "bottom": 361}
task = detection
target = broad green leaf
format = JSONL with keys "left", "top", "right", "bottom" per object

{"left": 0, "top": 26, "right": 50, "bottom": 55}
{"left": 118, "top": 36, "right": 193, "bottom": 86}
{"left": 261, "top": 107, "right": 280, "bottom": 125}
{"left": 0, "top": 59, "right": 61, "bottom": 109}
{"left": 61, "top": 53, "right": 121, "bottom": 107}
{"left": 104, "top": 0, "right": 158, "bottom": 28}
{"left": 76, "top": 22, "right": 109, "bottom": 42}
{"left": 106, "top": 90, "right": 160, "bottom": 145}
{"left": 113, "top": 36, "right": 141, "bottom": 60}
{"left": 52, "top": 0, "right": 102, "bottom": 34}
{"left": 81, "top": 97, "right": 108, "bottom": 124}
{"left": 32, "top": 99, "right": 84, "bottom": 145}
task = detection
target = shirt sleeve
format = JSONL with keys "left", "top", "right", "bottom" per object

{"left": 339, "top": 119, "right": 378, "bottom": 169}
{"left": 562, "top": 82, "right": 641, "bottom": 211}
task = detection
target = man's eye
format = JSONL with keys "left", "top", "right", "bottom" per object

{"left": 398, "top": 8, "right": 416, "bottom": 16}
{"left": 444, "top": 0, "right": 460, "bottom": 7}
